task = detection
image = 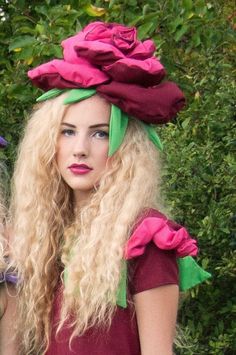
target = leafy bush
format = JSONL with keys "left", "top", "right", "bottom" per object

{"left": 0, "top": 0, "right": 235, "bottom": 353}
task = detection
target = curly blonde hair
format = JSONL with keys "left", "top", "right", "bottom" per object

{"left": 11, "top": 93, "right": 163, "bottom": 354}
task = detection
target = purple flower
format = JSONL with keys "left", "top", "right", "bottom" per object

{"left": 0, "top": 136, "right": 8, "bottom": 148}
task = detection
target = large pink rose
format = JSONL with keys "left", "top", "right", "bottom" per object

{"left": 28, "top": 21, "right": 186, "bottom": 124}
{"left": 28, "top": 22, "right": 165, "bottom": 89}
{"left": 62, "top": 22, "right": 165, "bottom": 86}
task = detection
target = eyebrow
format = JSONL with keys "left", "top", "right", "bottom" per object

{"left": 61, "top": 122, "right": 109, "bottom": 129}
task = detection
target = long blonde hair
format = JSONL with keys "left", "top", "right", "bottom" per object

{"left": 11, "top": 93, "right": 162, "bottom": 354}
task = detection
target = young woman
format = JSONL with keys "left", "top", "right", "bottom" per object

{"left": 11, "top": 22, "right": 210, "bottom": 354}
{"left": 0, "top": 137, "right": 17, "bottom": 355}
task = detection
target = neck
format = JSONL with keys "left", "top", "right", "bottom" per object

{"left": 74, "top": 189, "right": 93, "bottom": 209}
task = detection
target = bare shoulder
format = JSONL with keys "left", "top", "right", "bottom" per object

{"left": 0, "top": 284, "right": 18, "bottom": 355}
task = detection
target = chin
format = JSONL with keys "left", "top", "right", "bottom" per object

{"left": 72, "top": 185, "right": 95, "bottom": 193}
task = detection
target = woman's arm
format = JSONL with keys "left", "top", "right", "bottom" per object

{"left": 134, "top": 284, "right": 179, "bottom": 355}
{"left": 0, "top": 285, "right": 18, "bottom": 355}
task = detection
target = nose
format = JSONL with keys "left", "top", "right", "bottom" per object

{"left": 72, "top": 132, "right": 89, "bottom": 158}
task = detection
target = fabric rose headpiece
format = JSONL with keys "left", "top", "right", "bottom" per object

{"left": 28, "top": 21, "right": 186, "bottom": 154}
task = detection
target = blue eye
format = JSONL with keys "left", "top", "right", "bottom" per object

{"left": 93, "top": 130, "right": 109, "bottom": 139}
{"left": 61, "top": 129, "right": 76, "bottom": 137}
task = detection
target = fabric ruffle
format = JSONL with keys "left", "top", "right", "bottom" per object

{"left": 125, "top": 213, "right": 198, "bottom": 259}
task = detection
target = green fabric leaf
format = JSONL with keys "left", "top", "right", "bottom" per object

{"left": 108, "top": 105, "right": 129, "bottom": 156}
{"left": 141, "top": 122, "right": 163, "bottom": 151}
{"left": 116, "top": 260, "right": 127, "bottom": 308}
{"left": 117, "top": 256, "right": 211, "bottom": 308}
{"left": 178, "top": 256, "right": 212, "bottom": 291}
{"left": 36, "top": 88, "right": 65, "bottom": 102}
{"left": 63, "top": 88, "right": 96, "bottom": 104}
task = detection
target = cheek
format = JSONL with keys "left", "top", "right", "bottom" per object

{"left": 56, "top": 138, "right": 71, "bottom": 167}
{"left": 55, "top": 147, "right": 61, "bottom": 165}
{"left": 55, "top": 139, "right": 62, "bottom": 164}
{"left": 99, "top": 145, "right": 109, "bottom": 166}
{"left": 55, "top": 146, "right": 66, "bottom": 170}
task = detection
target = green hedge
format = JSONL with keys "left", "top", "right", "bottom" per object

{"left": 0, "top": 1, "right": 235, "bottom": 353}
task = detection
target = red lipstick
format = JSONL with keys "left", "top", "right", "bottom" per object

{"left": 68, "top": 164, "right": 93, "bottom": 175}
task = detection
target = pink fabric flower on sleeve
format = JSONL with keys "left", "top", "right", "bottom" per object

{"left": 125, "top": 211, "right": 198, "bottom": 259}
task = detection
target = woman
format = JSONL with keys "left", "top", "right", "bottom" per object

{"left": 11, "top": 22, "right": 210, "bottom": 354}
{"left": 0, "top": 137, "right": 17, "bottom": 355}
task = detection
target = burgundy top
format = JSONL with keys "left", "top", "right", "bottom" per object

{"left": 46, "top": 242, "right": 178, "bottom": 355}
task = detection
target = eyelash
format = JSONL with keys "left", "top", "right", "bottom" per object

{"left": 93, "top": 130, "right": 109, "bottom": 139}
{"left": 61, "top": 129, "right": 75, "bottom": 136}
{"left": 61, "top": 129, "right": 109, "bottom": 138}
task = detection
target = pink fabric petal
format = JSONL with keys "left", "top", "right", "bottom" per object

{"left": 125, "top": 216, "right": 198, "bottom": 259}
{"left": 103, "top": 57, "right": 166, "bottom": 86}
{"left": 28, "top": 59, "right": 109, "bottom": 89}
{"left": 111, "top": 26, "right": 138, "bottom": 51}
{"left": 62, "top": 22, "right": 104, "bottom": 58}
{"left": 128, "top": 40, "right": 156, "bottom": 59}
{"left": 82, "top": 22, "right": 138, "bottom": 51}
{"left": 62, "top": 22, "right": 106, "bottom": 62}
{"left": 62, "top": 34, "right": 88, "bottom": 63}
{"left": 74, "top": 41, "right": 125, "bottom": 66}
{"left": 84, "top": 22, "right": 116, "bottom": 43}
{"left": 81, "top": 21, "right": 105, "bottom": 38}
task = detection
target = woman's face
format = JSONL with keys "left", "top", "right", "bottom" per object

{"left": 56, "top": 95, "right": 110, "bottom": 203}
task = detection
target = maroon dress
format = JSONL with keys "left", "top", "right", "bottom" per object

{"left": 46, "top": 241, "right": 178, "bottom": 355}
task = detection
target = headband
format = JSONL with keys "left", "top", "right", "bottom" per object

{"left": 28, "top": 21, "right": 185, "bottom": 153}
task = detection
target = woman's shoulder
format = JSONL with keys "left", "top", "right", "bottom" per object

{"left": 125, "top": 208, "right": 211, "bottom": 294}
{"left": 125, "top": 209, "right": 179, "bottom": 295}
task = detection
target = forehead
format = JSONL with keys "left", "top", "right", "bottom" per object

{"left": 62, "top": 95, "right": 111, "bottom": 127}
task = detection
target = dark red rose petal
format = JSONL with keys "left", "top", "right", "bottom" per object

{"left": 30, "top": 73, "right": 80, "bottom": 91}
{"left": 97, "top": 81, "right": 186, "bottom": 124}
{"left": 103, "top": 58, "right": 166, "bottom": 86}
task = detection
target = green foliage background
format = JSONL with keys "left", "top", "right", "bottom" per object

{"left": 0, "top": 0, "right": 235, "bottom": 353}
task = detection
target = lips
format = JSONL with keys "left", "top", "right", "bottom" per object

{"left": 68, "top": 163, "right": 93, "bottom": 175}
